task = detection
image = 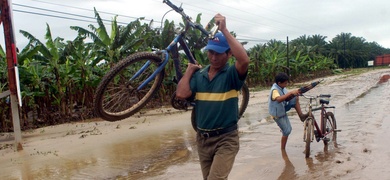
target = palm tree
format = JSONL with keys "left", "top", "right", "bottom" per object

{"left": 308, "top": 34, "right": 328, "bottom": 55}
{"left": 328, "top": 32, "right": 370, "bottom": 68}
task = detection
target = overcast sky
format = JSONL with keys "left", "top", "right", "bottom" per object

{"left": 1, "top": 0, "right": 390, "bottom": 50}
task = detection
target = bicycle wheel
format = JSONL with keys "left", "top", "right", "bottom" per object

{"left": 239, "top": 83, "right": 250, "bottom": 118}
{"left": 191, "top": 105, "right": 197, "bottom": 132}
{"left": 304, "top": 118, "right": 313, "bottom": 158}
{"left": 322, "top": 111, "right": 337, "bottom": 146}
{"left": 190, "top": 83, "right": 250, "bottom": 132}
{"left": 94, "top": 52, "right": 165, "bottom": 121}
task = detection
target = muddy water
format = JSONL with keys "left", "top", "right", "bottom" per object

{"left": 124, "top": 71, "right": 389, "bottom": 179}
{"left": 145, "top": 71, "right": 390, "bottom": 180}
{"left": 332, "top": 81, "right": 390, "bottom": 179}
{"left": 10, "top": 128, "right": 199, "bottom": 180}
{"left": 69, "top": 129, "right": 196, "bottom": 180}
{"left": 1, "top": 70, "right": 389, "bottom": 180}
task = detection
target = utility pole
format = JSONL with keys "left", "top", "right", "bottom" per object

{"left": 1, "top": 0, "right": 23, "bottom": 151}
{"left": 286, "top": 36, "right": 289, "bottom": 76}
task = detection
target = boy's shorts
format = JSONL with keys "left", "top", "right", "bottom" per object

{"left": 274, "top": 96, "right": 296, "bottom": 136}
{"left": 275, "top": 115, "right": 292, "bottom": 136}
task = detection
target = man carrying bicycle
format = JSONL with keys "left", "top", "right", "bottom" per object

{"left": 176, "top": 13, "right": 249, "bottom": 180}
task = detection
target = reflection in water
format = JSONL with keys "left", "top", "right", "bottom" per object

{"left": 277, "top": 150, "right": 297, "bottom": 180}
{"left": 113, "top": 129, "right": 196, "bottom": 179}
{"left": 304, "top": 150, "right": 338, "bottom": 178}
{"left": 20, "top": 129, "right": 197, "bottom": 180}
{"left": 305, "top": 157, "right": 315, "bottom": 171}
{"left": 324, "top": 130, "right": 338, "bottom": 153}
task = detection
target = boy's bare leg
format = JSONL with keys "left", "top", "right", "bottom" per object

{"left": 281, "top": 136, "right": 288, "bottom": 150}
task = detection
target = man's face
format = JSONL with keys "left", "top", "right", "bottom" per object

{"left": 207, "top": 50, "right": 230, "bottom": 69}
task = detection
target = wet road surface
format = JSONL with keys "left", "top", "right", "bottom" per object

{"left": 1, "top": 69, "right": 389, "bottom": 179}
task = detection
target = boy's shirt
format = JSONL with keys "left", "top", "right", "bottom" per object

{"left": 271, "top": 89, "right": 281, "bottom": 101}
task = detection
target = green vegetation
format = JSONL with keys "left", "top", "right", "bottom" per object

{"left": 1, "top": 10, "right": 389, "bottom": 132}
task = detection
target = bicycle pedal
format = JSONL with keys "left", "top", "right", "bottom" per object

{"left": 313, "top": 130, "right": 320, "bottom": 142}
{"left": 334, "top": 129, "right": 342, "bottom": 132}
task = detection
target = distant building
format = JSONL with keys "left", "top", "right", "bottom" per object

{"left": 375, "top": 54, "right": 390, "bottom": 66}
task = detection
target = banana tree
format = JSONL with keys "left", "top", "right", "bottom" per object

{"left": 63, "top": 35, "right": 99, "bottom": 110}
{"left": 20, "top": 23, "right": 68, "bottom": 118}
{"left": 0, "top": 44, "right": 7, "bottom": 85}
{"left": 70, "top": 8, "right": 153, "bottom": 68}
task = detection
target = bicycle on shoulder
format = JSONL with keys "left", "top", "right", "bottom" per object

{"left": 93, "top": 0, "right": 249, "bottom": 122}
{"left": 301, "top": 93, "right": 340, "bottom": 158}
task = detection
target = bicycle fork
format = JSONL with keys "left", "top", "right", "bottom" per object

{"left": 303, "top": 119, "right": 314, "bottom": 142}
{"left": 130, "top": 51, "right": 170, "bottom": 91}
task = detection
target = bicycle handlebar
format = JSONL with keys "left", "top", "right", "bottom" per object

{"left": 163, "top": 0, "right": 212, "bottom": 37}
{"left": 163, "top": 0, "right": 185, "bottom": 17}
{"left": 319, "top": 94, "right": 331, "bottom": 98}
{"left": 301, "top": 94, "right": 331, "bottom": 99}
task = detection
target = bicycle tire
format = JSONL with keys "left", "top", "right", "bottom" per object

{"left": 323, "top": 111, "right": 337, "bottom": 146}
{"left": 190, "top": 83, "right": 250, "bottom": 132}
{"left": 239, "top": 83, "right": 250, "bottom": 118}
{"left": 304, "top": 118, "right": 313, "bottom": 158}
{"left": 94, "top": 52, "right": 165, "bottom": 121}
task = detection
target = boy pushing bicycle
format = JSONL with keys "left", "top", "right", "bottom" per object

{"left": 268, "top": 72, "right": 309, "bottom": 150}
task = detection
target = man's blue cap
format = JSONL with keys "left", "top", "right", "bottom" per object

{"left": 204, "top": 32, "right": 230, "bottom": 53}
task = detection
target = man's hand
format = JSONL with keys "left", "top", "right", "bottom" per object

{"left": 186, "top": 63, "right": 202, "bottom": 74}
{"left": 214, "top": 13, "right": 227, "bottom": 32}
{"left": 176, "top": 63, "right": 202, "bottom": 100}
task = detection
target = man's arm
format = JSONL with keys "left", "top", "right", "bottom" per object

{"left": 214, "top": 14, "right": 250, "bottom": 77}
{"left": 176, "top": 63, "right": 201, "bottom": 99}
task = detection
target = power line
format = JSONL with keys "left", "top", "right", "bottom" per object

{"left": 177, "top": 1, "right": 285, "bottom": 33}
{"left": 29, "top": 0, "right": 275, "bottom": 41}
{"left": 13, "top": 3, "right": 145, "bottom": 26}
{"left": 13, "top": 9, "right": 97, "bottom": 24}
{"left": 10, "top": 0, "right": 283, "bottom": 45}
{"left": 179, "top": 0, "right": 313, "bottom": 35}
{"left": 30, "top": 0, "right": 157, "bottom": 23}
{"left": 242, "top": 0, "right": 328, "bottom": 32}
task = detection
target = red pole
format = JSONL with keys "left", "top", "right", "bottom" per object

{"left": 1, "top": 0, "right": 23, "bottom": 150}
{"left": 1, "top": 0, "right": 17, "bottom": 93}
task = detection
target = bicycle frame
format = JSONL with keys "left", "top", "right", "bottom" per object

{"left": 132, "top": 0, "right": 210, "bottom": 91}
{"left": 302, "top": 93, "right": 338, "bottom": 157}
{"left": 93, "top": 0, "right": 250, "bottom": 122}
{"left": 320, "top": 108, "right": 334, "bottom": 137}
{"left": 303, "top": 94, "right": 335, "bottom": 141}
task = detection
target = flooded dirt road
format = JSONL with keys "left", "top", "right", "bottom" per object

{"left": 148, "top": 68, "right": 390, "bottom": 180}
{"left": 1, "top": 68, "right": 389, "bottom": 180}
